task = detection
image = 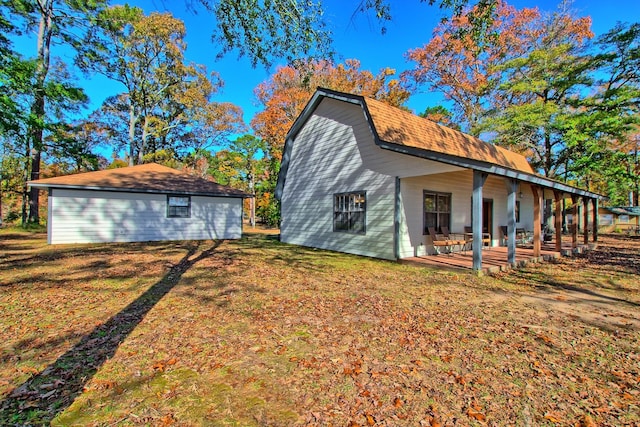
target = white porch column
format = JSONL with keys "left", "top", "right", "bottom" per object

{"left": 472, "top": 170, "right": 488, "bottom": 271}
{"left": 505, "top": 178, "right": 518, "bottom": 265}
{"left": 532, "top": 186, "right": 542, "bottom": 257}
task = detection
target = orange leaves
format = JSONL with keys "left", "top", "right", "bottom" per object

{"left": 466, "top": 406, "right": 486, "bottom": 422}
{"left": 252, "top": 59, "right": 409, "bottom": 157}
{"left": 152, "top": 357, "right": 178, "bottom": 372}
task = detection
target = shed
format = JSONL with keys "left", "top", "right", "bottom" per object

{"left": 28, "top": 163, "right": 247, "bottom": 244}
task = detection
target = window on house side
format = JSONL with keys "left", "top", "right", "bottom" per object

{"left": 423, "top": 191, "right": 451, "bottom": 234}
{"left": 334, "top": 192, "right": 366, "bottom": 234}
{"left": 515, "top": 200, "right": 521, "bottom": 223}
{"left": 167, "top": 195, "right": 191, "bottom": 218}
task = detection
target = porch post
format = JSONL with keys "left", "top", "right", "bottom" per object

{"left": 592, "top": 198, "right": 598, "bottom": 242}
{"left": 532, "top": 186, "right": 542, "bottom": 257}
{"left": 472, "top": 170, "right": 487, "bottom": 272}
{"left": 554, "top": 190, "right": 563, "bottom": 252}
{"left": 505, "top": 179, "right": 517, "bottom": 265}
{"left": 571, "top": 195, "right": 578, "bottom": 251}
{"left": 394, "top": 177, "right": 401, "bottom": 260}
{"left": 583, "top": 196, "right": 590, "bottom": 245}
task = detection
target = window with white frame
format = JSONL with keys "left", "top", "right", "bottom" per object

{"left": 334, "top": 192, "right": 366, "bottom": 234}
{"left": 167, "top": 195, "right": 191, "bottom": 218}
{"left": 424, "top": 191, "right": 451, "bottom": 233}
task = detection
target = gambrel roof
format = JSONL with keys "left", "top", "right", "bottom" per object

{"left": 277, "top": 88, "right": 603, "bottom": 200}
{"left": 29, "top": 163, "right": 247, "bottom": 198}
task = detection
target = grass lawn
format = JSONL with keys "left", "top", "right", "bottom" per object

{"left": 0, "top": 229, "right": 638, "bottom": 426}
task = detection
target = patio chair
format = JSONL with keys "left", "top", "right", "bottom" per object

{"left": 427, "top": 226, "right": 459, "bottom": 255}
{"left": 464, "top": 226, "right": 491, "bottom": 249}
{"left": 441, "top": 226, "right": 468, "bottom": 252}
{"left": 516, "top": 228, "right": 534, "bottom": 245}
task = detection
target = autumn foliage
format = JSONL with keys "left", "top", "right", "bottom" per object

{"left": 403, "top": 0, "right": 593, "bottom": 135}
{"left": 251, "top": 59, "right": 410, "bottom": 160}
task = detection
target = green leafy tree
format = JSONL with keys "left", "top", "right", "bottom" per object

{"left": 419, "top": 105, "right": 460, "bottom": 129}
{"left": 190, "top": 0, "right": 500, "bottom": 68}
{"left": 79, "top": 6, "right": 245, "bottom": 164}
{"left": 4, "top": 0, "right": 106, "bottom": 224}
{"left": 564, "top": 23, "right": 640, "bottom": 202}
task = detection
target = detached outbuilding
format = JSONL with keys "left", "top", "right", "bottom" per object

{"left": 28, "top": 163, "right": 247, "bottom": 244}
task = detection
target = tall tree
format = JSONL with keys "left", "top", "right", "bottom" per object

{"left": 189, "top": 0, "right": 500, "bottom": 68}
{"left": 566, "top": 23, "right": 640, "bottom": 201}
{"left": 228, "top": 135, "right": 267, "bottom": 227}
{"left": 403, "top": 1, "right": 548, "bottom": 134}
{"left": 4, "top": 0, "right": 106, "bottom": 223}
{"left": 252, "top": 58, "right": 410, "bottom": 160}
{"left": 79, "top": 6, "right": 245, "bottom": 164}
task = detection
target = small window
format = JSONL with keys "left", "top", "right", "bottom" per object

{"left": 167, "top": 195, "right": 191, "bottom": 218}
{"left": 334, "top": 192, "right": 366, "bottom": 234}
{"left": 515, "top": 200, "right": 521, "bottom": 223}
{"left": 424, "top": 191, "right": 451, "bottom": 234}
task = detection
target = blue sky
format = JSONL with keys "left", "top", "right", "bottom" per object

{"left": 14, "top": 0, "right": 640, "bottom": 134}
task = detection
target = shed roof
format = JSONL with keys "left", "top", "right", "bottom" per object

{"left": 28, "top": 163, "right": 247, "bottom": 198}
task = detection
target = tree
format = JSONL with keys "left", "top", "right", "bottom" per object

{"left": 565, "top": 23, "right": 640, "bottom": 202}
{"left": 419, "top": 105, "right": 460, "bottom": 129}
{"left": 4, "top": 0, "right": 106, "bottom": 224}
{"left": 227, "top": 135, "right": 267, "bottom": 227}
{"left": 403, "top": 1, "right": 548, "bottom": 134}
{"left": 189, "top": 0, "right": 500, "bottom": 68}
{"left": 252, "top": 58, "right": 410, "bottom": 160}
{"left": 79, "top": 6, "right": 245, "bottom": 165}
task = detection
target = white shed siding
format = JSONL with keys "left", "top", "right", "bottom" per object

{"left": 397, "top": 172, "right": 534, "bottom": 258}
{"left": 48, "top": 189, "right": 242, "bottom": 244}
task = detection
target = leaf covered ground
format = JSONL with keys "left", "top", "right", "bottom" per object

{"left": 0, "top": 229, "right": 638, "bottom": 426}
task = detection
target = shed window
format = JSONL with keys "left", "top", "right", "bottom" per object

{"left": 334, "top": 192, "right": 366, "bottom": 234}
{"left": 424, "top": 191, "right": 451, "bottom": 233}
{"left": 167, "top": 195, "right": 191, "bottom": 218}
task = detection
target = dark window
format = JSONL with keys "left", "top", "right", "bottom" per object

{"left": 424, "top": 191, "right": 451, "bottom": 234}
{"left": 167, "top": 195, "right": 191, "bottom": 218}
{"left": 334, "top": 192, "right": 366, "bottom": 234}
{"left": 515, "top": 200, "right": 521, "bottom": 223}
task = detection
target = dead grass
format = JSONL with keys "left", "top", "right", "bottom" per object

{"left": 0, "top": 229, "right": 638, "bottom": 426}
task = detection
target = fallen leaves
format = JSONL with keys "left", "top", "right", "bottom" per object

{"left": 1, "top": 232, "right": 640, "bottom": 426}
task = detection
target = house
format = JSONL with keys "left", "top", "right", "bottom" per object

{"left": 597, "top": 206, "right": 640, "bottom": 233}
{"left": 28, "top": 163, "right": 247, "bottom": 244}
{"left": 275, "top": 88, "right": 603, "bottom": 271}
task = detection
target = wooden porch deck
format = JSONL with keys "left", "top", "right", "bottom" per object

{"left": 400, "top": 241, "right": 594, "bottom": 275}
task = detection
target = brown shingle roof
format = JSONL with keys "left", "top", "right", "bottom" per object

{"left": 29, "top": 163, "right": 247, "bottom": 197}
{"left": 363, "top": 96, "right": 534, "bottom": 174}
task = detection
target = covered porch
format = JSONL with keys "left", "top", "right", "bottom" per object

{"left": 401, "top": 240, "right": 594, "bottom": 275}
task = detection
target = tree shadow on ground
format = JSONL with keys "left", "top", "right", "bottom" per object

{"left": 0, "top": 240, "right": 222, "bottom": 425}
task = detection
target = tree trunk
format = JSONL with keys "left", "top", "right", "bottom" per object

{"left": 28, "top": 0, "right": 54, "bottom": 224}
{"left": 128, "top": 102, "right": 137, "bottom": 166}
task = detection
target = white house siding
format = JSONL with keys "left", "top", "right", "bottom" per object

{"left": 48, "top": 188, "right": 242, "bottom": 244}
{"left": 280, "top": 98, "right": 465, "bottom": 260}
{"left": 398, "top": 172, "right": 534, "bottom": 258}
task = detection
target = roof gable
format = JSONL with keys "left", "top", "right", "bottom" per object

{"left": 29, "top": 163, "right": 247, "bottom": 197}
